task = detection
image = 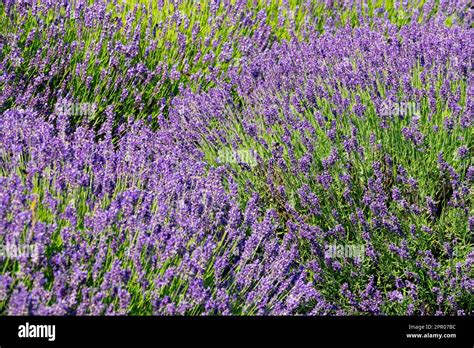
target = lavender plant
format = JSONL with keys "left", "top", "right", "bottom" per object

{"left": 170, "top": 20, "right": 473, "bottom": 315}
{"left": 1, "top": 0, "right": 471, "bottom": 129}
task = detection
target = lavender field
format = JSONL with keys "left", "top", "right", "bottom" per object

{"left": 0, "top": 0, "right": 473, "bottom": 316}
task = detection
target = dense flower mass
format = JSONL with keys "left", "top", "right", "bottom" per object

{"left": 0, "top": 0, "right": 473, "bottom": 315}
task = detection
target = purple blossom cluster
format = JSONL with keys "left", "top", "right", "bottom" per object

{"left": 165, "top": 21, "right": 474, "bottom": 315}
{"left": 1, "top": 109, "right": 324, "bottom": 315}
